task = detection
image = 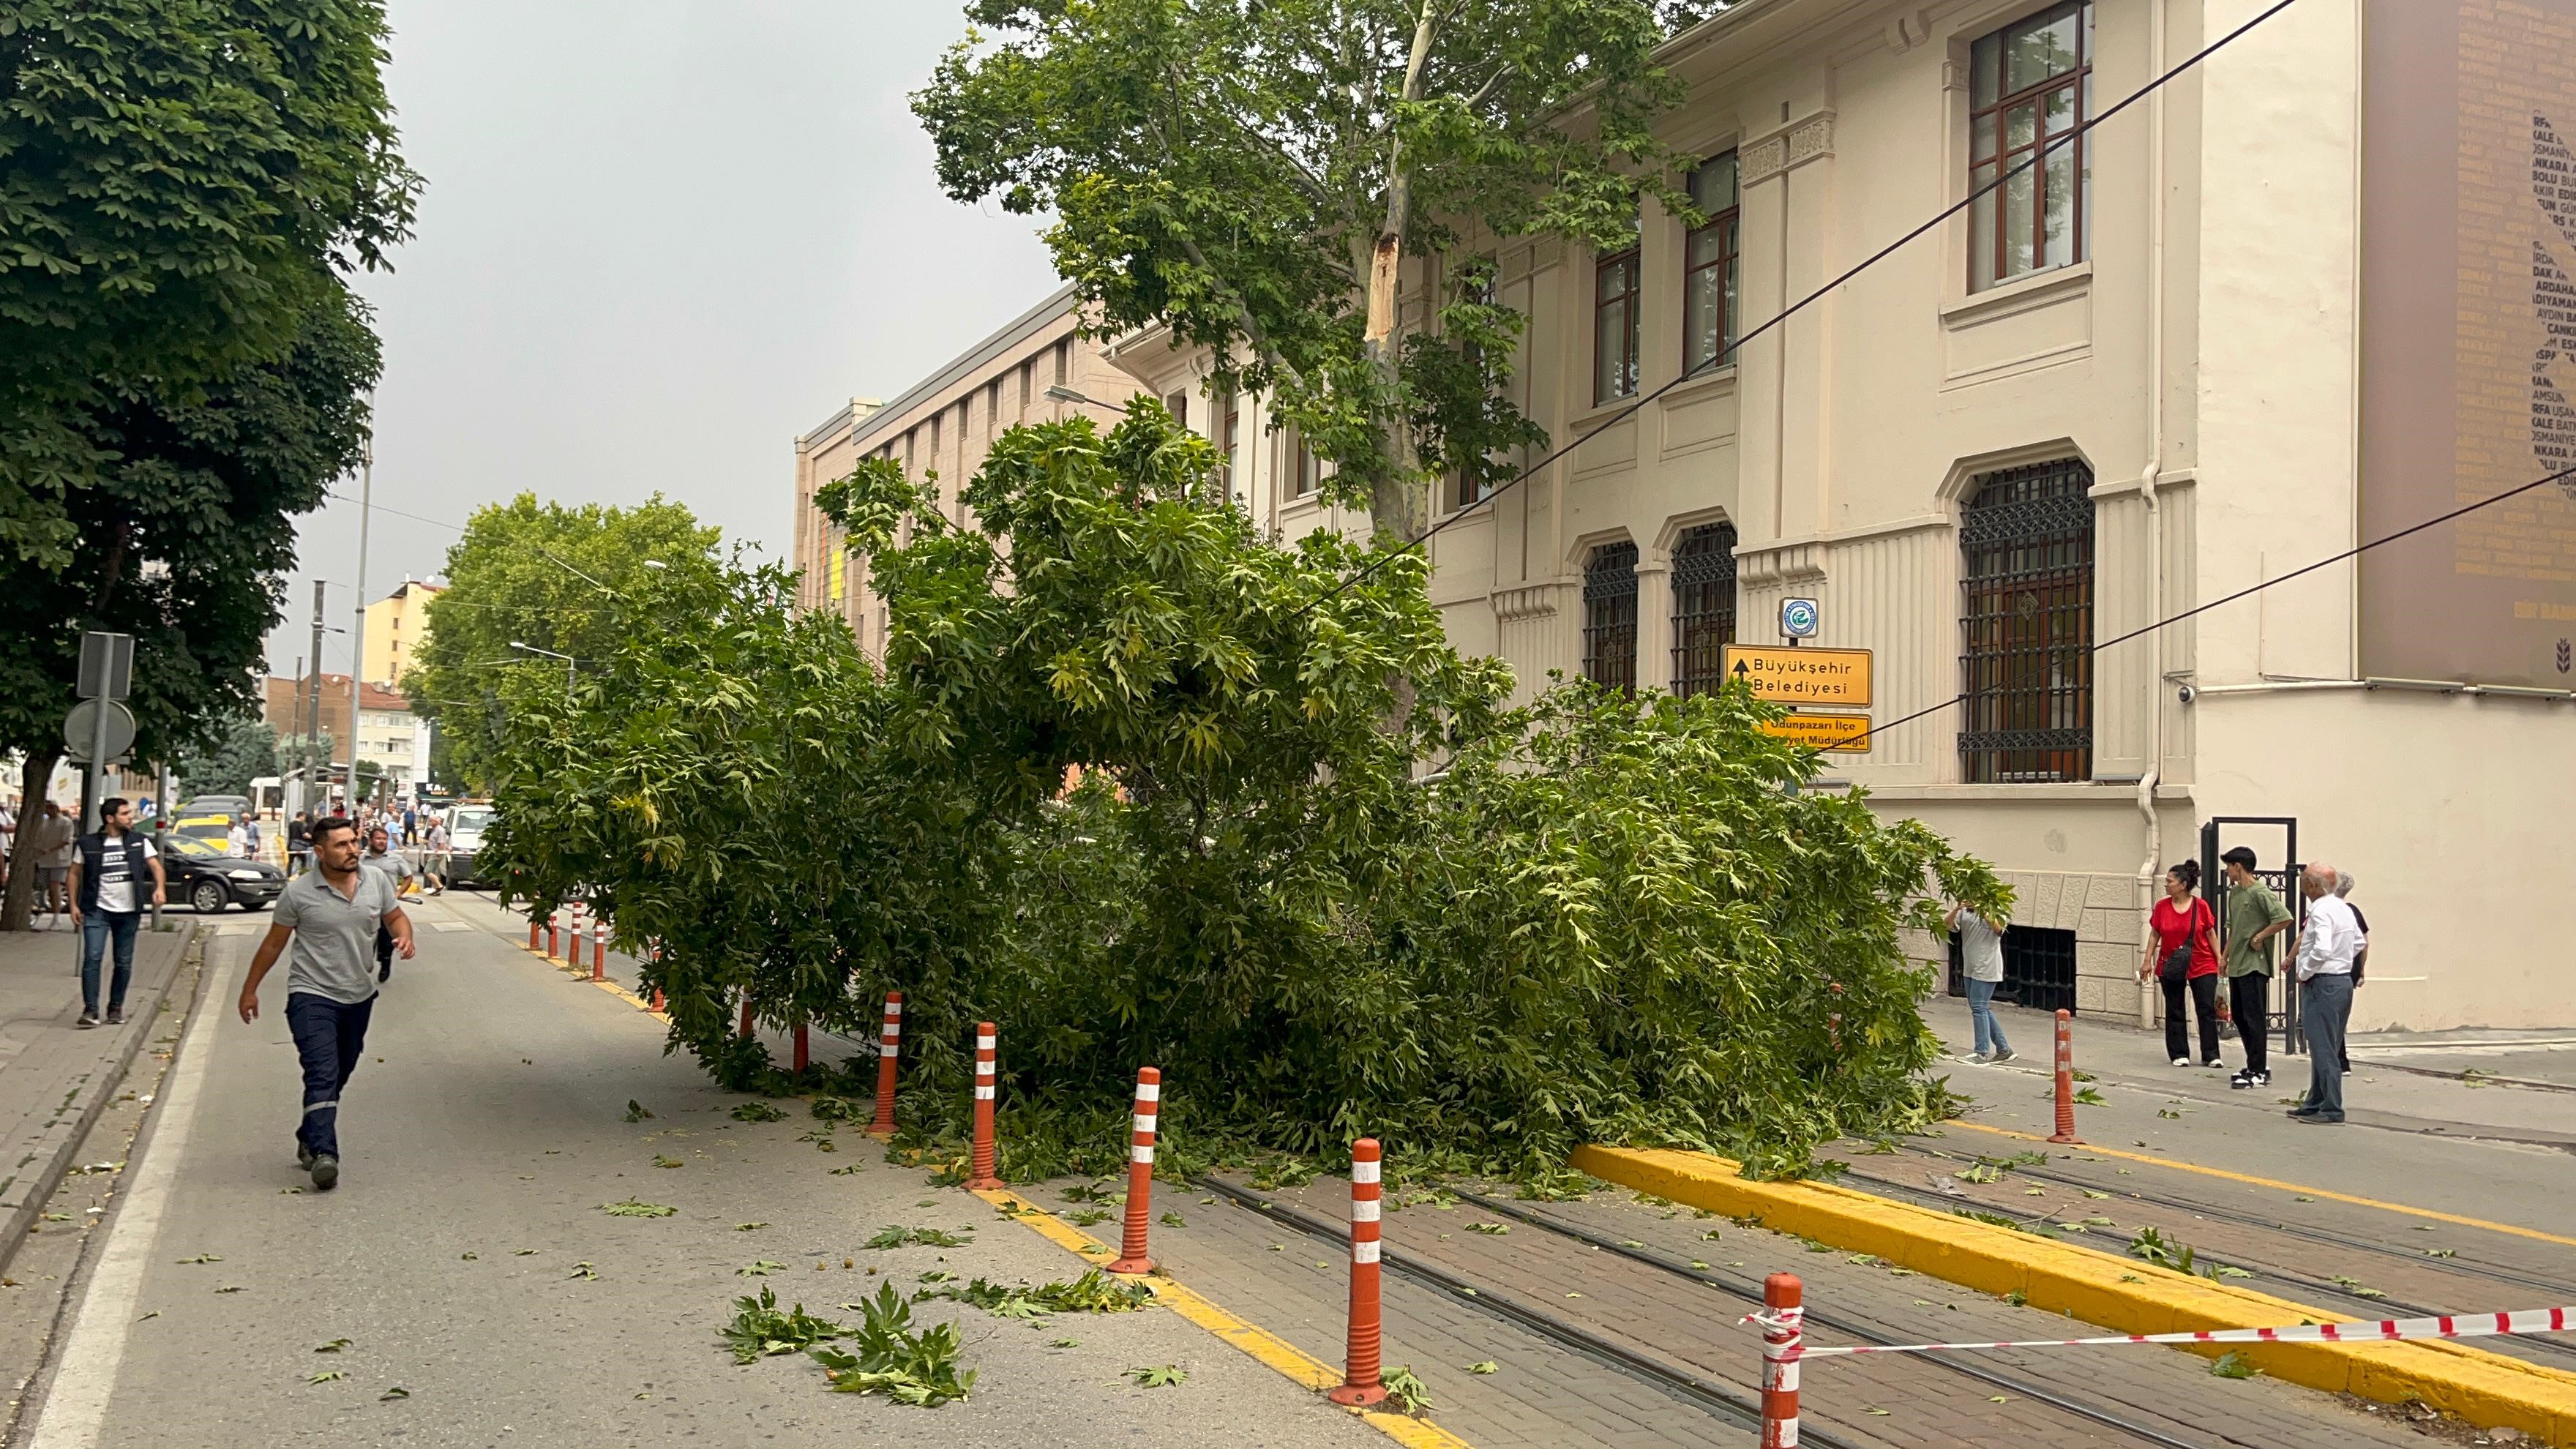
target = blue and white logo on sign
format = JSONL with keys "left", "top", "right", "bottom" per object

{"left": 1780, "top": 597, "right": 1820, "bottom": 640}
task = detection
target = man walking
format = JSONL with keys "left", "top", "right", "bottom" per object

{"left": 66, "top": 797, "right": 165, "bottom": 1027}
{"left": 238, "top": 817, "right": 411, "bottom": 1190}
{"left": 2288, "top": 863, "right": 2362, "bottom": 1125}
{"left": 1946, "top": 899, "right": 2013, "bottom": 1063}
{"left": 420, "top": 815, "right": 450, "bottom": 896}
{"left": 2218, "top": 847, "right": 2294, "bottom": 1090}
{"left": 286, "top": 810, "right": 313, "bottom": 875}
{"left": 362, "top": 825, "right": 413, "bottom": 981}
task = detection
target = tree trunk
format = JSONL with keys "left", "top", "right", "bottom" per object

{"left": 1, "top": 751, "right": 60, "bottom": 932}
{"left": 1360, "top": 0, "right": 1444, "bottom": 550}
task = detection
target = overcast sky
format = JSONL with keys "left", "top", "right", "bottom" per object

{"left": 265, "top": 1, "right": 1061, "bottom": 675}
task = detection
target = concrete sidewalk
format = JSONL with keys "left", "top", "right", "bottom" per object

{"left": 0, "top": 918, "right": 201, "bottom": 1275}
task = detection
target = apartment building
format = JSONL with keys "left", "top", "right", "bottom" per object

{"left": 362, "top": 579, "right": 443, "bottom": 687}
{"left": 792, "top": 285, "right": 1150, "bottom": 647}
{"left": 806, "top": 0, "right": 2576, "bottom": 1030}
{"left": 262, "top": 674, "right": 433, "bottom": 796}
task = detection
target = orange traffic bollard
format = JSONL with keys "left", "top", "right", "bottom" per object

{"left": 591, "top": 930, "right": 606, "bottom": 981}
{"left": 866, "top": 993, "right": 902, "bottom": 1138}
{"left": 527, "top": 918, "right": 539, "bottom": 952}
{"left": 1759, "top": 1273, "right": 1804, "bottom": 1449}
{"left": 546, "top": 914, "right": 559, "bottom": 959}
{"left": 964, "top": 1022, "right": 1002, "bottom": 1191}
{"left": 650, "top": 988, "right": 666, "bottom": 1013}
{"left": 2049, "top": 1008, "right": 2084, "bottom": 1145}
{"left": 793, "top": 1022, "right": 809, "bottom": 1074}
{"left": 739, "top": 992, "right": 754, "bottom": 1039}
{"left": 1105, "top": 1067, "right": 1161, "bottom": 1274}
{"left": 1327, "top": 1138, "right": 1388, "bottom": 1407}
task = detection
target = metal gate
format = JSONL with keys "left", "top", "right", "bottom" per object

{"left": 2198, "top": 817, "right": 2304, "bottom": 1055}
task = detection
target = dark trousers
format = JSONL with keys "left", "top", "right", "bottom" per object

{"left": 78, "top": 910, "right": 141, "bottom": 1015}
{"left": 375, "top": 924, "right": 394, "bottom": 979}
{"left": 2299, "top": 973, "right": 2354, "bottom": 1118}
{"left": 2162, "top": 971, "right": 2222, "bottom": 1062}
{"left": 2229, "top": 973, "right": 2270, "bottom": 1074}
{"left": 285, "top": 992, "right": 375, "bottom": 1158}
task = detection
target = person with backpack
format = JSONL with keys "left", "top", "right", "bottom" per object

{"left": 2138, "top": 859, "right": 2224, "bottom": 1068}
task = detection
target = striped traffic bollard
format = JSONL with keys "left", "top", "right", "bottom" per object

{"left": 546, "top": 913, "right": 560, "bottom": 959}
{"left": 591, "top": 929, "right": 606, "bottom": 981}
{"left": 793, "top": 1022, "right": 810, "bottom": 1074}
{"left": 866, "top": 993, "right": 902, "bottom": 1138}
{"left": 569, "top": 907, "right": 585, "bottom": 969}
{"left": 964, "top": 1022, "right": 1002, "bottom": 1191}
{"left": 1327, "top": 1138, "right": 1388, "bottom": 1407}
{"left": 2049, "top": 1009, "right": 2084, "bottom": 1145}
{"left": 1105, "top": 1067, "right": 1161, "bottom": 1275}
{"left": 1759, "top": 1273, "right": 1804, "bottom": 1449}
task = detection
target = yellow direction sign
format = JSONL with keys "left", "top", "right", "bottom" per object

{"left": 1757, "top": 711, "right": 1873, "bottom": 752}
{"left": 1720, "top": 645, "right": 1873, "bottom": 706}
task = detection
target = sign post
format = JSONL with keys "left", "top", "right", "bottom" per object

{"left": 71, "top": 632, "right": 135, "bottom": 831}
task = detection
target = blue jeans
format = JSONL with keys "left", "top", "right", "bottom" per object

{"left": 1966, "top": 977, "right": 2011, "bottom": 1057}
{"left": 79, "top": 910, "right": 141, "bottom": 1016}
{"left": 2299, "top": 973, "right": 2354, "bottom": 1118}
{"left": 285, "top": 992, "right": 376, "bottom": 1159}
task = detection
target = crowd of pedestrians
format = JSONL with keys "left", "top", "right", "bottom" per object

{"left": 1947, "top": 845, "right": 2372, "bottom": 1122}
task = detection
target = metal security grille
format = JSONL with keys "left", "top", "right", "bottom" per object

{"left": 1947, "top": 924, "right": 2079, "bottom": 1014}
{"left": 1669, "top": 523, "right": 1738, "bottom": 696}
{"left": 1582, "top": 542, "right": 1640, "bottom": 691}
{"left": 1959, "top": 458, "right": 2094, "bottom": 782}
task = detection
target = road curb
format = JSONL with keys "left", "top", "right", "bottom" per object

{"left": 0, "top": 921, "right": 201, "bottom": 1278}
{"left": 1570, "top": 1145, "right": 2576, "bottom": 1448}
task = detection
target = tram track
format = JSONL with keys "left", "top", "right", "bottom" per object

{"left": 1833, "top": 1159, "right": 2576, "bottom": 1373}
{"left": 1199, "top": 1175, "right": 2236, "bottom": 1449}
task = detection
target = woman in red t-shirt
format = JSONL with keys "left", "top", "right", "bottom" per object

{"left": 2136, "top": 860, "right": 2224, "bottom": 1068}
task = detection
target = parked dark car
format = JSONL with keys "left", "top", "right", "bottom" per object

{"left": 162, "top": 834, "right": 286, "bottom": 913}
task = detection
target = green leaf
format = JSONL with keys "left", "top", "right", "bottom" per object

{"left": 1128, "top": 1365, "right": 1188, "bottom": 1388}
{"left": 601, "top": 1199, "right": 677, "bottom": 1218}
{"left": 738, "top": 1261, "right": 787, "bottom": 1277}
{"left": 1467, "top": 1360, "right": 1498, "bottom": 1374}
{"left": 308, "top": 1371, "right": 346, "bottom": 1385}
{"left": 2209, "top": 1351, "right": 2260, "bottom": 1379}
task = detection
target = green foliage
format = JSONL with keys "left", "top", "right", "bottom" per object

{"left": 1381, "top": 1365, "right": 1436, "bottom": 1415}
{"left": 173, "top": 711, "right": 278, "bottom": 798}
{"left": 1126, "top": 1364, "right": 1187, "bottom": 1388}
{"left": 912, "top": 0, "right": 1689, "bottom": 539}
{"left": 402, "top": 493, "right": 724, "bottom": 793}
{"left": 2209, "top": 1351, "right": 2261, "bottom": 1379}
{"left": 599, "top": 1199, "right": 675, "bottom": 1218}
{"left": 730, "top": 1101, "right": 788, "bottom": 1123}
{"left": 2127, "top": 1227, "right": 2195, "bottom": 1273}
{"left": 862, "top": 1227, "right": 974, "bottom": 1251}
{"left": 809, "top": 1284, "right": 975, "bottom": 1406}
{"left": 0, "top": 1, "right": 418, "bottom": 568}
{"left": 915, "top": 1270, "right": 1156, "bottom": 1318}
{"left": 719, "top": 1287, "right": 846, "bottom": 1365}
{"left": 489, "top": 404, "right": 2004, "bottom": 1184}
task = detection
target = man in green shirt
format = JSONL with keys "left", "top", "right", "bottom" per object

{"left": 2220, "top": 846, "right": 2296, "bottom": 1088}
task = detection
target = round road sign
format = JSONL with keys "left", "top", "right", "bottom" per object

{"left": 64, "top": 699, "right": 138, "bottom": 765}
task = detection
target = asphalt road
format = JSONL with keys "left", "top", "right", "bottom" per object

{"left": 19, "top": 893, "right": 1381, "bottom": 1449}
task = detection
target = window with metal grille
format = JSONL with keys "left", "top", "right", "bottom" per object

{"left": 1581, "top": 542, "right": 1640, "bottom": 690}
{"left": 1969, "top": 1, "right": 2093, "bottom": 293}
{"left": 1946, "top": 924, "right": 2078, "bottom": 1014}
{"left": 1959, "top": 457, "right": 2094, "bottom": 782}
{"left": 1669, "top": 522, "right": 1738, "bottom": 696}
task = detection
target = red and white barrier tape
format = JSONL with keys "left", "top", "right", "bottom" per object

{"left": 1743, "top": 1304, "right": 2571, "bottom": 1358}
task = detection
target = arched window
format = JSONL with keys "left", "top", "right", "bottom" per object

{"left": 1581, "top": 542, "right": 1640, "bottom": 691}
{"left": 1669, "top": 522, "right": 1739, "bottom": 696}
{"left": 1959, "top": 458, "right": 2094, "bottom": 782}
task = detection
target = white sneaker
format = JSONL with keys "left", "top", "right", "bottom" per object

{"left": 1963, "top": 1051, "right": 1993, "bottom": 1064}
{"left": 2171, "top": 1056, "right": 2191, "bottom": 1067}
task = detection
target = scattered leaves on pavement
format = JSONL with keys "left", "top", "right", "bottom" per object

{"left": 738, "top": 1261, "right": 787, "bottom": 1277}
{"left": 1467, "top": 1222, "right": 1510, "bottom": 1235}
{"left": 215, "top": 1286, "right": 244, "bottom": 1294}
{"left": 1067, "top": 1208, "right": 1109, "bottom": 1226}
{"left": 730, "top": 1101, "right": 787, "bottom": 1123}
{"left": 380, "top": 1386, "right": 409, "bottom": 1400}
{"left": 1158, "top": 1211, "right": 1186, "bottom": 1227}
{"left": 1467, "top": 1360, "right": 1498, "bottom": 1374}
{"left": 2074, "top": 1087, "right": 2108, "bottom": 1106}
{"left": 624, "top": 1101, "right": 655, "bottom": 1122}
{"left": 1050, "top": 1337, "right": 1081, "bottom": 1349}
{"left": 1382, "top": 1366, "right": 1435, "bottom": 1415}
{"left": 514, "top": 1248, "right": 538, "bottom": 1256}
{"left": 569, "top": 1262, "right": 598, "bottom": 1281}
{"left": 735, "top": 1222, "right": 769, "bottom": 1232}
{"left": 653, "top": 1156, "right": 684, "bottom": 1169}
{"left": 861, "top": 1226, "right": 970, "bottom": 1250}
{"left": 720, "top": 1286, "right": 847, "bottom": 1363}
{"left": 602, "top": 1199, "right": 677, "bottom": 1218}
{"left": 915, "top": 1270, "right": 1154, "bottom": 1319}
{"left": 809, "top": 1284, "right": 976, "bottom": 1405}
{"left": 2210, "top": 1352, "right": 2261, "bottom": 1379}
{"left": 308, "top": 1371, "right": 345, "bottom": 1385}
{"left": 177, "top": 1254, "right": 221, "bottom": 1265}
{"left": 1126, "top": 1365, "right": 1187, "bottom": 1388}
{"left": 314, "top": 1339, "right": 351, "bottom": 1353}
{"left": 2331, "top": 1276, "right": 2386, "bottom": 1299}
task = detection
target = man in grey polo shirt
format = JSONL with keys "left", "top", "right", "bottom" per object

{"left": 237, "top": 817, "right": 413, "bottom": 1190}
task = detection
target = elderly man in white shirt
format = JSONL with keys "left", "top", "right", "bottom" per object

{"left": 2288, "top": 862, "right": 2362, "bottom": 1124}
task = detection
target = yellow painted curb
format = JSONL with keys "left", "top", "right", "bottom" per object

{"left": 973, "top": 1188, "right": 1472, "bottom": 1449}
{"left": 1571, "top": 1145, "right": 2576, "bottom": 1448}
{"left": 1949, "top": 1120, "right": 2576, "bottom": 1250}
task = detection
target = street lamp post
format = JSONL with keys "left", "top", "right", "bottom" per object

{"left": 509, "top": 641, "right": 577, "bottom": 694}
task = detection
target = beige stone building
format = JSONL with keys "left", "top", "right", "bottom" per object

{"left": 362, "top": 579, "right": 443, "bottom": 687}
{"left": 804, "top": 0, "right": 2576, "bottom": 1031}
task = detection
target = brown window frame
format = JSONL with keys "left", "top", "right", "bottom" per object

{"left": 1594, "top": 247, "right": 1642, "bottom": 403}
{"left": 1581, "top": 541, "right": 1641, "bottom": 691}
{"left": 1682, "top": 154, "right": 1742, "bottom": 376}
{"left": 1958, "top": 457, "right": 2095, "bottom": 783}
{"left": 1669, "top": 522, "right": 1740, "bottom": 696}
{"left": 1969, "top": 0, "right": 2094, "bottom": 293}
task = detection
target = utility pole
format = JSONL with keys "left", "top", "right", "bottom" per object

{"left": 345, "top": 432, "right": 372, "bottom": 810}
{"left": 307, "top": 577, "right": 326, "bottom": 812}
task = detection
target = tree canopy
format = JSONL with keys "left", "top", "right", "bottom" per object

{"left": 913, "top": 0, "right": 1693, "bottom": 542}
{"left": 482, "top": 405, "right": 2007, "bottom": 1181}
{"left": 174, "top": 708, "right": 279, "bottom": 798}
{"left": 402, "top": 494, "right": 725, "bottom": 794}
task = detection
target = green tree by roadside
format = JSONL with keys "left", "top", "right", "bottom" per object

{"left": 912, "top": 0, "right": 1690, "bottom": 542}
{"left": 173, "top": 711, "right": 280, "bottom": 798}
{"left": 401, "top": 495, "right": 723, "bottom": 793}
{"left": 0, "top": 286, "right": 381, "bottom": 930}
